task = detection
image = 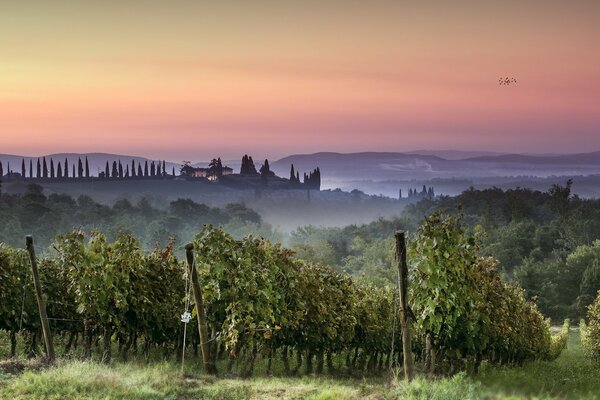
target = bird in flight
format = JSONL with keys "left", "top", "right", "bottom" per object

{"left": 499, "top": 77, "right": 517, "bottom": 85}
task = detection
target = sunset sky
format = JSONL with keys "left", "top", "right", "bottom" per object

{"left": 1, "top": 1, "right": 599, "bottom": 161}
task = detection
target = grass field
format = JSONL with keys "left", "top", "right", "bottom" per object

{"left": 0, "top": 330, "right": 597, "bottom": 399}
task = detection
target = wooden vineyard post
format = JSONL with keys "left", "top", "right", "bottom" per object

{"left": 185, "top": 243, "right": 217, "bottom": 375}
{"left": 395, "top": 231, "right": 414, "bottom": 380}
{"left": 25, "top": 235, "right": 55, "bottom": 363}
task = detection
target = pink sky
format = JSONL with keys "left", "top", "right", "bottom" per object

{"left": 1, "top": 1, "right": 599, "bottom": 160}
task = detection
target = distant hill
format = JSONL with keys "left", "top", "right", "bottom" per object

{"left": 4, "top": 150, "right": 600, "bottom": 198}
{"left": 463, "top": 151, "right": 600, "bottom": 165}
{"left": 271, "top": 151, "right": 600, "bottom": 195}
{"left": 405, "top": 150, "right": 506, "bottom": 160}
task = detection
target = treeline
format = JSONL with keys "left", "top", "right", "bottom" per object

{"left": 1, "top": 215, "right": 567, "bottom": 375}
{"left": 0, "top": 157, "right": 174, "bottom": 180}
{"left": 0, "top": 184, "right": 270, "bottom": 251}
{"left": 289, "top": 181, "right": 600, "bottom": 321}
{"left": 240, "top": 155, "right": 321, "bottom": 189}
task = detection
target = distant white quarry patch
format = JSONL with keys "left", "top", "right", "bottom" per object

{"left": 378, "top": 159, "right": 434, "bottom": 173}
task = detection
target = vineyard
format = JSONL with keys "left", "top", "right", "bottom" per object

{"left": 0, "top": 213, "right": 573, "bottom": 377}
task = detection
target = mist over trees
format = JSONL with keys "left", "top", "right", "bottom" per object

{"left": 287, "top": 181, "right": 600, "bottom": 321}
{"left": 0, "top": 183, "right": 271, "bottom": 251}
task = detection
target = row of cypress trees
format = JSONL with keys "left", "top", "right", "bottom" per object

{"left": 0, "top": 157, "right": 88, "bottom": 179}
{"left": 100, "top": 159, "right": 174, "bottom": 179}
{"left": 0, "top": 158, "right": 175, "bottom": 180}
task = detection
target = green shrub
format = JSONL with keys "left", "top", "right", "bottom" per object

{"left": 548, "top": 319, "right": 569, "bottom": 360}
{"left": 581, "top": 292, "right": 600, "bottom": 361}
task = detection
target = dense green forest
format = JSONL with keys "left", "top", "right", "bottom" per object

{"left": 288, "top": 181, "right": 600, "bottom": 321}
{"left": 0, "top": 183, "right": 278, "bottom": 251}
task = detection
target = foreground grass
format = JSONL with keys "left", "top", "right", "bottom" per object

{"left": 0, "top": 331, "right": 597, "bottom": 399}
{"left": 0, "top": 361, "right": 483, "bottom": 400}
{"left": 474, "top": 329, "right": 600, "bottom": 399}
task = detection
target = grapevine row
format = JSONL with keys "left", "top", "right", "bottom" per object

{"left": 0, "top": 214, "right": 567, "bottom": 375}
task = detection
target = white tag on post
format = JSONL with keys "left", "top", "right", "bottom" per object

{"left": 181, "top": 311, "right": 192, "bottom": 323}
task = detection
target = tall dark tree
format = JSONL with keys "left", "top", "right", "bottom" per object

{"left": 57, "top": 161, "right": 63, "bottom": 178}
{"left": 162, "top": 160, "right": 166, "bottom": 176}
{"left": 208, "top": 158, "right": 223, "bottom": 177}
{"left": 150, "top": 162, "right": 155, "bottom": 177}
{"left": 172, "top": 166, "right": 175, "bottom": 177}
{"left": 0, "top": 161, "right": 3, "bottom": 178}
{"left": 260, "top": 159, "right": 270, "bottom": 185}
{"left": 138, "top": 163, "right": 143, "bottom": 177}
{"left": 289, "top": 164, "right": 295, "bottom": 182}
{"left": 144, "top": 161, "right": 149, "bottom": 177}
{"left": 105, "top": 161, "right": 110, "bottom": 178}
{"left": 42, "top": 157, "right": 48, "bottom": 178}
{"left": 78, "top": 158, "right": 84, "bottom": 178}
{"left": 29, "top": 159, "right": 33, "bottom": 178}
{"left": 85, "top": 157, "right": 90, "bottom": 178}
{"left": 72, "top": 165, "right": 75, "bottom": 178}
{"left": 112, "top": 161, "right": 118, "bottom": 178}
{"left": 240, "top": 154, "right": 258, "bottom": 175}
{"left": 21, "top": 159, "right": 26, "bottom": 178}
{"left": 240, "top": 154, "right": 248, "bottom": 174}
{"left": 50, "top": 158, "right": 55, "bottom": 178}
{"left": 64, "top": 158, "right": 69, "bottom": 178}
{"left": 118, "top": 161, "right": 123, "bottom": 178}
{"left": 37, "top": 159, "right": 41, "bottom": 178}
{"left": 131, "top": 160, "right": 136, "bottom": 177}
{"left": 125, "top": 165, "right": 129, "bottom": 178}
{"left": 296, "top": 171, "right": 300, "bottom": 182}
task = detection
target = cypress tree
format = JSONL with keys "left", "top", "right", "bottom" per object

{"left": 0, "top": 161, "right": 3, "bottom": 178}
{"left": 85, "top": 157, "right": 90, "bottom": 178}
{"left": 50, "top": 158, "right": 55, "bottom": 178}
{"left": 57, "top": 161, "right": 63, "bottom": 178}
{"left": 290, "top": 164, "right": 295, "bottom": 181}
{"left": 64, "top": 158, "right": 69, "bottom": 178}
{"left": 112, "top": 161, "right": 118, "bottom": 178}
{"left": 162, "top": 160, "right": 166, "bottom": 176}
{"left": 296, "top": 171, "right": 299, "bottom": 182}
{"left": 21, "top": 159, "right": 26, "bottom": 178}
{"left": 248, "top": 156, "right": 257, "bottom": 174}
{"left": 240, "top": 155, "right": 248, "bottom": 174}
{"left": 172, "top": 166, "right": 175, "bottom": 177}
{"left": 37, "top": 159, "right": 41, "bottom": 178}
{"left": 316, "top": 167, "right": 321, "bottom": 190}
{"left": 138, "top": 163, "right": 143, "bottom": 177}
{"left": 131, "top": 160, "right": 136, "bottom": 177}
{"left": 78, "top": 158, "right": 83, "bottom": 178}
{"left": 260, "top": 159, "right": 270, "bottom": 183}
{"left": 72, "top": 165, "right": 75, "bottom": 178}
{"left": 105, "top": 161, "right": 110, "bottom": 178}
{"left": 43, "top": 157, "right": 48, "bottom": 178}
{"left": 29, "top": 159, "right": 33, "bottom": 178}
{"left": 125, "top": 165, "right": 129, "bottom": 178}
{"left": 118, "top": 161, "right": 123, "bottom": 178}
{"left": 144, "top": 161, "right": 148, "bottom": 177}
